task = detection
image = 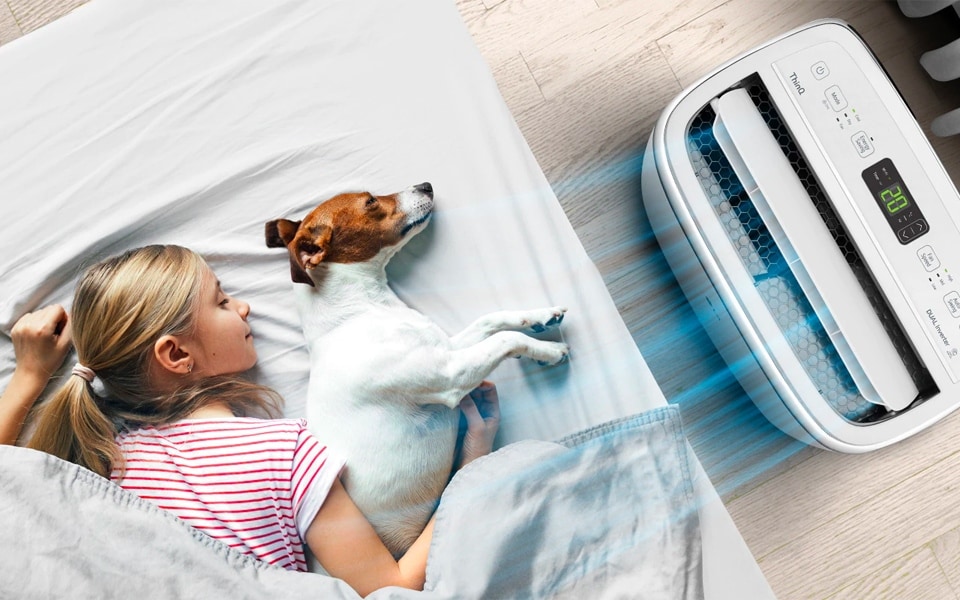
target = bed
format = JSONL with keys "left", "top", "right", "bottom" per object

{"left": 0, "top": 0, "right": 773, "bottom": 597}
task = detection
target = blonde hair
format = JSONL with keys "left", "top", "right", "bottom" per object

{"left": 29, "top": 245, "right": 282, "bottom": 478}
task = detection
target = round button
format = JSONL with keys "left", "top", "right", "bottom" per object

{"left": 812, "top": 61, "right": 829, "bottom": 80}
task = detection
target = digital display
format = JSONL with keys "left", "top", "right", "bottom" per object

{"left": 861, "top": 158, "right": 928, "bottom": 245}
{"left": 880, "top": 183, "right": 909, "bottom": 215}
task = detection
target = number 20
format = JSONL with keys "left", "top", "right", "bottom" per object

{"left": 881, "top": 185, "right": 908, "bottom": 214}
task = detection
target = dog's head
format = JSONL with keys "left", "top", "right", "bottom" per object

{"left": 265, "top": 182, "right": 434, "bottom": 286}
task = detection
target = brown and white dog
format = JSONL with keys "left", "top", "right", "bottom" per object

{"left": 265, "top": 182, "right": 569, "bottom": 556}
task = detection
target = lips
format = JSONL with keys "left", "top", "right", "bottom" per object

{"left": 401, "top": 211, "right": 433, "bottom": 236}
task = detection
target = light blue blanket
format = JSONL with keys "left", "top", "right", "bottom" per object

{"left": 1, "top": 406, "right": 701, "bottom": 599}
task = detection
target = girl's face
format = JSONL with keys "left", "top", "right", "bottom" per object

{"left": 187, "top": 267, "right": 258, "bottom": 376}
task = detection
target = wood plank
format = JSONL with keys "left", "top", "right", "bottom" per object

{"left": 454, "top": 0, "right": 487, "bottom": 26}
{"left": 455, "top": 1, "right": 551, "bottom": 116}
{"left": 729, "top": 408, "right": 960, "bottom": 560}
{"left": 931, "top": 526, "right": 960, "bottom": 596}
{"left": 753, "top": 429, "right": 960, "bottom": 599}
{"left": 486, "top": 52, "right": 546, "bottom": 118}
{"left": 458, "top": 0, "right": 599, "bottom": 70}
{"left": 512, "top": 42, "right": 677, "bottom": 189}
{"left": 827, "top": 547, "right": 957, "bottom": 600}
{"left": 7, "top": 0, "right": 86, "bottom": 34}
{"left": 520, "top": 0, "right": 727, "bottom": 101}
{"left": 0, "top": 1, "right": 21, "bottom": 46}
{"left": 658, "top": 0, "right": 901, "bottom": 89}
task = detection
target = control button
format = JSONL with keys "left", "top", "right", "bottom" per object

{"left": 812, "top": 61, "right": 829, "bottom": 80}
{"left": 945, "top": 292, "right": 960, "bottom": 318}
{"left": 851, "top": 131, "right": 874, "bottom": 157}
{"left": 825, "top": 85, "right": 848, "bottom": 111}
{"left": 918, "top": 245, "right": 941, "bottom": 272}
{"left": 897, "top": 219, "right": 929, "bottom": 244}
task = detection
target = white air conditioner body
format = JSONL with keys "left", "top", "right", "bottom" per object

{"left": 641, "top": 19, "right": 960, "bottom": 452}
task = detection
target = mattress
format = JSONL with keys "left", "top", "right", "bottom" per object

{"left": 0, "top": 0, "right": 772, "bottom": 597}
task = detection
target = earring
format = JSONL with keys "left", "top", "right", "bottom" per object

{"left": 187, "top": 364, "right": 193, "bottom": 374}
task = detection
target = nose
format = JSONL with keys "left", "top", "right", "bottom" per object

{"left": 238, "top": 299, "right": 251, "bottom": 319}
{"left": 414, "top": 182, "right": 433, "bottom": 198}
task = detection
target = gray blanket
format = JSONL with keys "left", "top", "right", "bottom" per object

{"left": 1, "top": 406, "right": 701, "bottom": 599}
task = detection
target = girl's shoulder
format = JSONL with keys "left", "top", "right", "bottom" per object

{"left": 118, "top": 417, "right": 310, "bottom": 442}
{"left": 172, "top": 416, "right": 307, "bottom": 427}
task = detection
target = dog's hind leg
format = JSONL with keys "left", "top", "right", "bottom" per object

{"left": 450, "top": 307, "right": 567, "bottom": 349}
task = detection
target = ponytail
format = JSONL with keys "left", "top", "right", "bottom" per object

{"left": 29, "top": 375, "right": 120, "bottom": 478}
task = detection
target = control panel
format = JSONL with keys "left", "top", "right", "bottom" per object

{"left": 861, "top": 158, "right": 929, "bottom": 244}
{"left": 769, "top": 41, "right": 960, "bottom": 381}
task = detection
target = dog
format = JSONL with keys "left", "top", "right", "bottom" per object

{"left": 265, "top": 182, "right": 569, "bottom": 556}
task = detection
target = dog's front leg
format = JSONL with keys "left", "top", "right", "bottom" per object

{"left": 450, "top": 307, "right": 567, "bottom": 349}
{"left": 431, "top": 331, "right": 570, "bottom": 407}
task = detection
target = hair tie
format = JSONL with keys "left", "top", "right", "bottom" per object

{"left": 72, "top": 363, "right": 96, "bottom": 383}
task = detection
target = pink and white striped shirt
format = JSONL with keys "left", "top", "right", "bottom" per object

{"left": 112, "top": 417, "right": 344, "bottom": 571}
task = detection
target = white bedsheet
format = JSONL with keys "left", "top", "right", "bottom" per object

{"left": 0, "top": 0, "right": 772, "bottom": 597}
{"left": 1, "top": 0, "right": 643, "bottom": 444}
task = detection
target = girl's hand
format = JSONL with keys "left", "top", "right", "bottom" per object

{"left": 12, "top": 305, "right": 73, "bottom": 381}
{"left": 1, "top": 305, "right": 73, "bottom": 445}
{"left": 458, "top": 380, "right": 500, "bottom": 468}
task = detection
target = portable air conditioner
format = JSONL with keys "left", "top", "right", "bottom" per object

{"left": 641, "top": 19, "right": 960, "bottom": 452}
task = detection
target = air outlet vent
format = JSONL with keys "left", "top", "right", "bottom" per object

{"left": 684, "top": 76, "right": 934, "bottom": 423}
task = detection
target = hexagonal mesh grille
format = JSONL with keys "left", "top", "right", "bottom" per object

{"left": 685, "top": 76, "right": 935, "bottom": 423}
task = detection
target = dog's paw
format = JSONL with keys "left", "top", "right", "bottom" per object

{"left": 526, "top": 307, "right": 567, "bottom": 334}
{"left": 536, "top": 342, "right": 570, "bottom": 366}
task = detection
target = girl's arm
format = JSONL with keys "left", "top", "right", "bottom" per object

{"left": 305, "top": 382, "right": 500, "bottom": 596}
{"left": 0, "top": 306, "right": 72, "bottom": 445}
{"left": 305, "top": 478, "right": 435, "bottom": 596}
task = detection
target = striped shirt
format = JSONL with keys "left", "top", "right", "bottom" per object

{"left": 112, "top": 418, "right": 344, "bottom": 571}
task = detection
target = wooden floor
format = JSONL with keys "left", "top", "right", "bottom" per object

{"left": 6, "top": 0, "right": 960, "bottom": 598}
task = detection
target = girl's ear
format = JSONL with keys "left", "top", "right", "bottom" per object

{"left": 153, "top": 335, "right": 193, "bottom": 375}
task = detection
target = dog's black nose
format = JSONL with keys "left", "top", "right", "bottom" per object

{"left": 414, "top": 182, "right": 433, "bottom": 197}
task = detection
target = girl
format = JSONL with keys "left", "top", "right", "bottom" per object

{"left": 2, "top": 245, "right": 499, "bottom": 596}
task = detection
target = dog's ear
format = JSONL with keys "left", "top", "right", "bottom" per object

{"left": 265, "top": 219, "right": 300, "bottom": 248}
{"left": 288, "top": 255, "right": 315, "bottom": 287}
{"left": 295, "top": 226, "right": 330, "bottom": 270}
{"left": 265, "top": 218, "right": 316, "bottom": 287}
{"left": 285, "top": 227, "right": 331, "bottom": 287}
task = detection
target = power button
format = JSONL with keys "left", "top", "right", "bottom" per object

{"left": 812, "top": 61, "right": 829, "bottom": 80}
